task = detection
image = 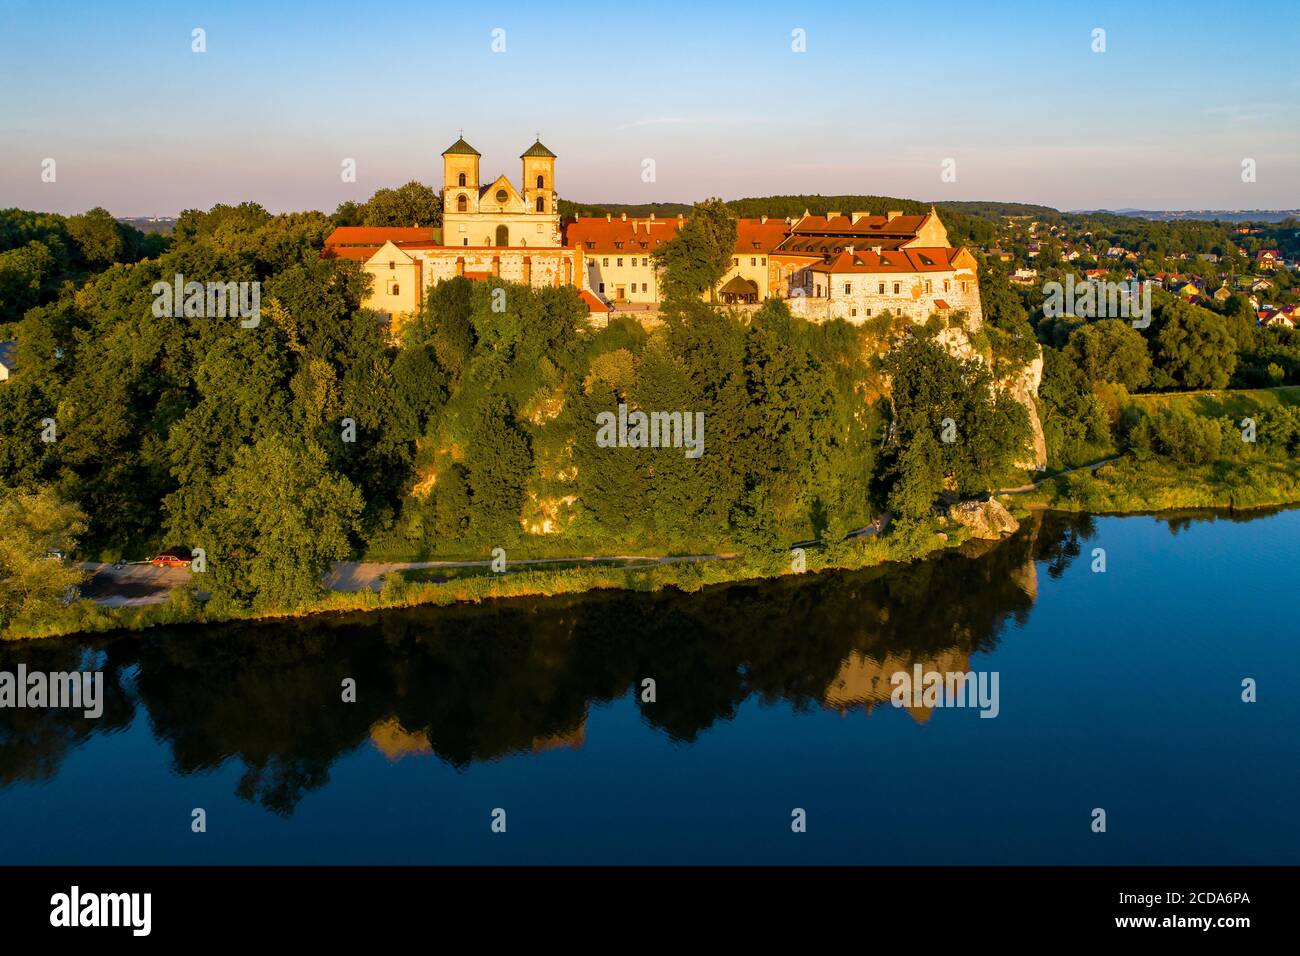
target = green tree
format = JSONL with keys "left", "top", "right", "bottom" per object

{"left": 0, "top": 487, "right": 87, "bottom": 634}
{"left": 1063, "top": 319, "right": 1152, "bottom": 389}
{"left": 1154, "top": 302, "right": 1237, "bottom": 389}
{"left": 66, "top": 207, "right": 125, "bottom": 268}
{"left": 199, "top": 435, "right": 363, "bottom": 613}
{"left": 653, "top": 198, "right": 735, "bottom": 302}
{"left": 360, "top": 182, "right": 442, "bottom": 227}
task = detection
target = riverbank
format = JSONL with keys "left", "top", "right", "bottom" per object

{"left": 1, "top": 514, "right": 975, "bottom": 642}
{"left": 8, "top": 452, "right": 1300, "bottom": 642}
{"left": 1016, "top": 455, "right": 1300, "bottom": 513}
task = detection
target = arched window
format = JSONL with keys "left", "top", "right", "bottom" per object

{"left": 495, "top": 224, "right": 509, "bottom": 247}
{"left": 458, "top": 172, "right": 466, "bottom": 186}
{"left": 456, "top": 194, "right": 467, "bottom": 213}
{"left": 536, "top": 174, "right": 544, "bottom": 188}
{"left": 535, "top": 197, "right": 545, "bottom": 212}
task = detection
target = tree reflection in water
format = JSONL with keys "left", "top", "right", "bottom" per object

{"left": 1, "top": 512, "right": 1107, "bottom": 815}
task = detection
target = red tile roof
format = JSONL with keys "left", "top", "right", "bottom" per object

{"left": 810, "top": 247, "right": 966, "bottom": 274}
{"left": 325, "top": 226, "right": 437, "bottom": 246}
{"left": 563, "top": 217, "right": 685, "bottom": 253}
{"left": 791, "top": 212, "right": 929, "bottom": 237}
{"left": 734, "top": 218, "right": 791, "bottom": 254}
{"left": 579, "top": 290, "right": 611, "bottom": 313}
{"left": 322, "top": 246, "right": 379, "bottom": 262}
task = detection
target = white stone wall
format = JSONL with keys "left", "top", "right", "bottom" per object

{"left": 790, "top": 267, "right": 982, "bottom": 326}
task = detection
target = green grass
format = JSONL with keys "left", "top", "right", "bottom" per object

{"left": 1127, "top": 385, "right": 1300, "bottom": 418}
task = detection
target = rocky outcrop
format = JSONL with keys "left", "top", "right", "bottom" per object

{"left": 1002, "top": 347, "right": 1048, "bottom": 470}
{"left": 946, "top": 497, "right": 1020, "bottom": 540}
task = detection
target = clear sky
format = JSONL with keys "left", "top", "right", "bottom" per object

{"left": 1, "top": 0, "right": 1297, "bottom": 216}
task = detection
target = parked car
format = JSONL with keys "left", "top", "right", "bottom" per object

{"left": 44, "top": 549, "right": 66, "bottom": 561}
{"left": 150, "top": 551, "right": 192, "bottom": 568}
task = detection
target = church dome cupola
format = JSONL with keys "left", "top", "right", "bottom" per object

{"left": 521, "top": 138, "right": 557, "bottom": 215}
{"left": 442, "top": 134, "right": 481, "bottom": 203}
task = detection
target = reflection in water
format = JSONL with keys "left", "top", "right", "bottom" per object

{"left": 1, "top": 512, "right": 1101, "bottom": 815}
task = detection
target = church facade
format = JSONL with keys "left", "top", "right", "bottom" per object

{"left": 323, "top": 134, "right": 983, "bottom": 332}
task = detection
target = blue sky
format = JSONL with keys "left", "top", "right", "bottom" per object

{"left": 1, "top": 0, "right": 1296, "bottom": 216}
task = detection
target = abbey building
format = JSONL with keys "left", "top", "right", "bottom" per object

{"left": 323, "top": 134, "right": 983, "bottom": 332}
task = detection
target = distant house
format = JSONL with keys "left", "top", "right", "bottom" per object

{"left": 1196, "top": 253, "right": 1219, "bottom": 264}
{"left": 1259, "top": 308, "right": 1296, "bottom": 329}
{"left": 1256, "top": 249, "right": 1281, "bottom": 270}
{"left": 986, "top": 249, "right": 1013, "bottom": 262}
{"left": 1250, "top": 278, "right": 1272, "bottom": 293}
{"left": 1064, "top": 249, "right": 1081, "bottom": 261}
{"left": 1213, "top": 285, "right": 1232, "bottom": 302}
{"left": 0, "top": 341, "right": 15, "bottom": 382}
{"left": 1010, "top": 268, "right": 1038, "bottom": 285}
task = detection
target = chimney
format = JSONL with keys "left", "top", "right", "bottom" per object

{"left": 886, "top": 210, "right": 902, "bottom": 219}
{"left": 606, "top": 213, "right": 611, "bottom": 222}
{"left": 677, "top": 213, "right": 684, "bottom": 223}
{"left": 621, "top": 212, "right": 627, "bottom": 221}
{"left": 850, "top": 210, "right": 870, "bottom": 224}
{"left": 649, "top": 212, "right": 655, "bottom": 221}
{"left": 760, "top": 214, "right": 768, "bottom": 224}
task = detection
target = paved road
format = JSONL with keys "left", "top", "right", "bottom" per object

{"left": 77, "top": 562, "right": 190, "bottom": 607}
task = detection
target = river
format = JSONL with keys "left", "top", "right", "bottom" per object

{"left": 1, "top": 509, "right": 1297, "bottom": 864}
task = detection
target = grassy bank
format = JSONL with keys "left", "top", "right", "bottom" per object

{"left": 1024, "top": 386, "right": 1300, "bottom": 513}
{"left": 1021, "top": 456, "right": 1300, "bottom": 513}
{"left": 2, "top": 518, "right": 975, "bottom": 642}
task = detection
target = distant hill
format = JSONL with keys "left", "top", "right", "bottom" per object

{"left": 1075, "top": 209, "right": 1300, "bottom": 224}
{"left": 558, "top": 200, "right": 693, "bottom": 218}
{"left": 117, "top": 217, "right": 176, "bottom": 235}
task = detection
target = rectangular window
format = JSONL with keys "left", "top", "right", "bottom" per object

{"left": 925, "top": 280, "right": 932, "bottom": 293}
{"left": 598, "top": 282, "right": 605, "bottom": 293}
{"left": 587, "top": 259, "right": 595, "bottom": 267}
{"left": 642, "top": 283, "right": 647, "bottom": 292}
{"left": 851, "top": 308, "right": 858, "bottom": 317}
{"left": 865, "top": 308, "right": 872, "bottom": 316}
{"left": 878, "top": 282, "right": 885, "bottom": 294}
{"left": 617, "top": 258, "right": 623, "bottom": 267}
{"left": 390, "top": 283, "right": 400, "bottom": 296}
{"left": 603, "top": 258, "right": 609, "bottom": 267}
{"left": 751, "top": 258, "right": 757, "bottom": 266}
{"left": 893, "top": 283, "right": 900, "bottom": 294}
{"left": 844, "top": 283, "right": 852, "bottom": 294}
{"left": 761, "top": 257, "right": 767, "bottom": 265}
{"left": 943, "top": 280, "right": 950, "bottom": 292}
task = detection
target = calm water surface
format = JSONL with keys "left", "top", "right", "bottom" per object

{"left": 1, "top": 509, "right": 1297, "bottom": 864}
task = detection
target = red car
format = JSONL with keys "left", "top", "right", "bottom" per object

{"left": 150, "top": 552, "right": 191, "bottom": 568}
